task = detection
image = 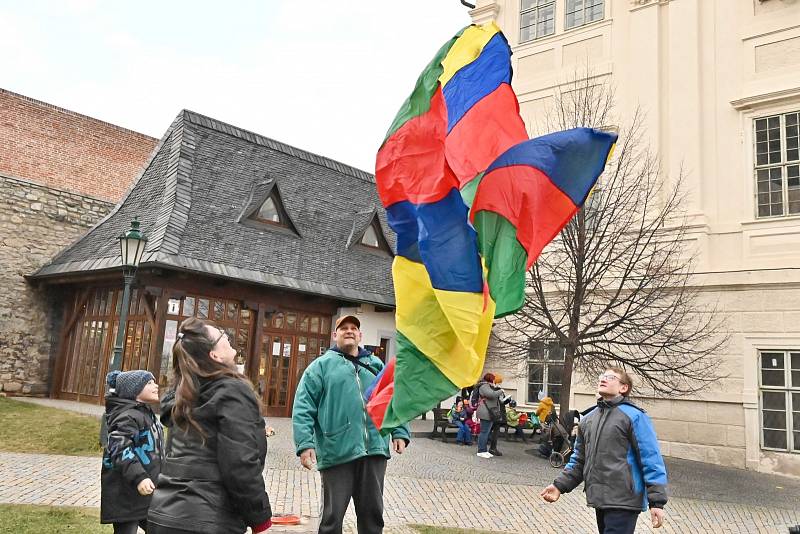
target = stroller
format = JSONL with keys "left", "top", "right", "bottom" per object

{"left": 538, "top": 409, "right": 581, "bottom": 468}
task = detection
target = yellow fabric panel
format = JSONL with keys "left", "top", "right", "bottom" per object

{"left": 438, "top": 21, "right": 501, "bottom": 88}
{"left": 393, "top": 256, "right": 496, "bottom": 387}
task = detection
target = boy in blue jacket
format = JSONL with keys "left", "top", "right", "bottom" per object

{"left": 101, "top": 370, "right": 163, "bottom": 534}
{"left": 540, "top": 367, "right": 668, "bottom": 533}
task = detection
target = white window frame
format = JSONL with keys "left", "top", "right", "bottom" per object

{"left": 753, "top": 110, "right": 800, "bottom": 219}
{"left": 565, "top": 0, "right": 605, "bottom": 30}
{"left": 757, "top": 349, "right": 800, "bottom": 454}
{"left": 527, "top": 340, "right": 565, "bottom": 404}
{"left": 519, "top": 0, "right": 556, "bottom": 43}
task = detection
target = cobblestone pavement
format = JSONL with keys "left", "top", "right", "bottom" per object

{"left": 3, "top": 401, "right": 800, "bottom": 533}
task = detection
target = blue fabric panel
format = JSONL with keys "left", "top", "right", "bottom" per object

{"left": 386, "top": 188, "right": 483, "bottom": 292}
{"left": 485, "top": 128, "right": 618, "bottom": 206}
{"left": 385, "top": 200, "right": 422, "bottom": 262}
{"left": 442, "top": 33, "right": 512, "bottom": 134}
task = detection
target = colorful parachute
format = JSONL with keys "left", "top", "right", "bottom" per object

{"left": 367, "top": 21, "right": 617, "bottom": 431}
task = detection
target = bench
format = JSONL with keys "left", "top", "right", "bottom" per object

{"left": 430, "top": 408, "right": 460, "bottom": 442}
{"left": 497, "top": 421, "right": 540, "bottom": 442}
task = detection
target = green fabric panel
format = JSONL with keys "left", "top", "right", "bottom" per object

{"left": 459, "top": 172, "right": 484, "bottom": 210}
{"left": 473, "top": 210, "right": 528, "bottom": 318}
{"left": 380, "top": 331, "right": 458, "bottom": 430}
{"left": 381, "top": 28, "right": 466, "bottom": 145}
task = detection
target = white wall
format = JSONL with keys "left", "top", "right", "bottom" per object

{"left": 474, "top": 0, "right": 800, "bottom": 476}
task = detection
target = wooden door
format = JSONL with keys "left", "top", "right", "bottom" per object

{"left": 259, "top": 333, "right": 295, "bottom": 417}
{"left": 257, "top": 311, "right": 332, "bottom": 417}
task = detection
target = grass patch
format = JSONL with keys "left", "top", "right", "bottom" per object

{"left": 410, "top": 526, "right": 497, "bottom": 534}
{"left": 0, "top": 397, "right": 102, "bottom": 456}
{"left": 0, "top": 504, "right": 111, "bottom": 533}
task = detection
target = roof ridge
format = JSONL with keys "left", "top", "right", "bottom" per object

{"left": 181, "top": 109, "right": 376, "bottom": 184}
{"left": 153, "top": 112, "right": 196, "bottom": 255}
{"left": 140, "top": 112, "right": 191, "bottom": 255}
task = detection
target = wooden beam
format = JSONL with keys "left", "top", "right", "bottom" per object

{"left": 150, "top": 292, "right": 169, "bottom": 382}
{"left": 142, "top": 293, "right": 158, "bottom": 332}
{"left": 63, "top": 290, "right": 91, "bottom": 339}
{"left": 248, "top": 303, "right": 266, "bottom": 388}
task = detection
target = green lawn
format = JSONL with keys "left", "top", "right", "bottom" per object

{"left": 0, "top": 504, "right": 111, "bottom": 533}
{"left": 0, "top": 397, "right": 102, "bottom": 456}
{"left": 410, "top": 526, "right": 496, "bottom": 534}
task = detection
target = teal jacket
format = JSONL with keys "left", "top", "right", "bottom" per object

{"left": 292, "top": 347, "right": 411, "bottom": 471}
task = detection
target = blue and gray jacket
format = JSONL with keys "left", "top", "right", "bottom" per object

{"left": 101, "top": 396, "right": 164, "bottom": 523}
{"left": 553, "top": 395, "right": 668, "bottom": 512}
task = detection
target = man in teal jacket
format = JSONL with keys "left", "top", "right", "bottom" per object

{"left": 292, "top": 314, "right": 410, "bottom": 534}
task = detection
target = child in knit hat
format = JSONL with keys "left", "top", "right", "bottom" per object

{"left": 101, "top": 370, "right": 163, "bottom": 534}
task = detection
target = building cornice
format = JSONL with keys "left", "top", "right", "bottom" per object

{"left": 731, "top": 86, "right": 800, "bottom": 111}
{"left": 469, "top": 2, "right": 500, "bottom": 25}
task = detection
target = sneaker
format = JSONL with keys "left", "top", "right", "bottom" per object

{"left": 489, "top": 449, "right": 503, "bottom": 457}
{"left": 476, "top": 452, "right": 493, "bottom": 459}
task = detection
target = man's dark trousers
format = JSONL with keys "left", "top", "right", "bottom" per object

{"left": 319, "top": 455, "right": 387, "bottom": 534}
{"left": 595, "top": 508, "right": 639, "bottom": 534}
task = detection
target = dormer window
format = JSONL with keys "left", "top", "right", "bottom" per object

{"left": 361, "top": 224, "right": 380, "bottom": 248}
{"left": 257, "top": 196, "right": 281, "bottom": 224}
{"left": 240, "top": 183, "right": 299, "bottom": 236}
{"left": 357, "top": 217, "right": 392, "bottom": 255}
{"left": 250, "top": 190, "right": 289, "bottom": 227}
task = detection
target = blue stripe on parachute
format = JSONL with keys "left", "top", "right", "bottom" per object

{"left": 485, "top": 128, "right": 618, "bottom": 206}
{"left": 386, "top": 188, "right": 483, "bottom": 293}
{"left": 442, "top": 32, "right": 512, "bottom": 134}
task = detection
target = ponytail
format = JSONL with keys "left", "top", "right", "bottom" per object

{"left": 170, "top": 317, "right": 257, "bottom": 438}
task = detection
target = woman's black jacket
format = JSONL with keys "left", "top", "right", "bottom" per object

{"left": 147, "top": 376, "right": 272, "bottom": 533}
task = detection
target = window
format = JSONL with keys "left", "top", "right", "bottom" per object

{"left": 361, "top": 225, "right": 380, "bottom": 248}
{"left": 527, "top": 340, "right": 565, "bottom": 404}
{"left": 565, "top": 0, "right": 604, "bottom": 30}
{"left": 520, "top": 0, "right": 555, "bottom": 43}
{"left": 355, "top": 217, "right": 392, "bottom": 255}
{"left": 758, "top": 350, "right": 800, "bottom": 453}
{"left": 754, "top": 111, "right": 800, "bottom": 218}
{"left": 254, "top": 194, "right": 285, "bottom": 225}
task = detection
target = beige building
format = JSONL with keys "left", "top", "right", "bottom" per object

{"left": 470, "top": 0, "right": 800, "bottom": 476}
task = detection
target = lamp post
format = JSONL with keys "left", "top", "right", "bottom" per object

{"left": 100, "top": 218, "right": 147, "bottom": 445}
{"left": 108, "top": 218, "right": 148, "bottom": 373}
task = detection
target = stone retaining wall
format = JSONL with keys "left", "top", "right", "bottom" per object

{"left": 0, "top": 175, "right": 113, "bottom": 395}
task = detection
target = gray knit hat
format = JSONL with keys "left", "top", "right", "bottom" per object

{"left": 106, "top": 370, "right": 155, "bottom": 400}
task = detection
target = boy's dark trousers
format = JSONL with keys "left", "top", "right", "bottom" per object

{"left": 595, "top": 508, "right": 639, "bottom": 534}
{"left": 319, "top": 455, "right": 387, "bottom": 534}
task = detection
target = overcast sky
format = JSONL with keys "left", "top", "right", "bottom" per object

{"left": 0, "top": 0, "right": 472, "bottom": 172}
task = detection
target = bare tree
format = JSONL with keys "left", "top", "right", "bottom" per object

{"left": 493, "top": 75, "right": 727, "bottom": 414}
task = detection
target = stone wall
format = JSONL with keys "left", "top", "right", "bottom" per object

{"left": 0, "top": 175, "right": 113, "bottom": 395}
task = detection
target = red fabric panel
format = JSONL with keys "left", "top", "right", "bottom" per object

{"left": 376, "top": 88, "right": 457, "bottom": 206}
{"left": 445, "top": 83, "right": 528, "bottom": 188}
{"left": 366, "top": 357, "right": 396, "bottom": 431}
{"left": 471, "top": 165, "right": 578, "bottom": 267}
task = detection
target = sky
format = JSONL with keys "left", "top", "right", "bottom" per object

{"left": 0, "top": 0, "right": 472, "bottom": 172}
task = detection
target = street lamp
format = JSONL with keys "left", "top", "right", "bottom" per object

{"left": 109, "top": 218, "right": 148, "bottom": 373}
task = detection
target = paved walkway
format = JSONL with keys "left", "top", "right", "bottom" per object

{"left": 4, "top": 398, "right": 800, "bottom": 533}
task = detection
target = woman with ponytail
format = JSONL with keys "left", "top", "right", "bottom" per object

{"left": 147, "top": 317, "right": 272, "bottom": 534}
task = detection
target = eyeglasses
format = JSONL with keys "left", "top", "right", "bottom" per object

{"left": 212, "top": 328, "right": 228, "bottom": 347}
{"left": 598, "top": 373, "right": 621, "bottom": 382}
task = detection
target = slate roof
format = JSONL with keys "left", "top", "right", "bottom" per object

{"left": 32, "top": 110, "right": 396, "bottom": 306}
